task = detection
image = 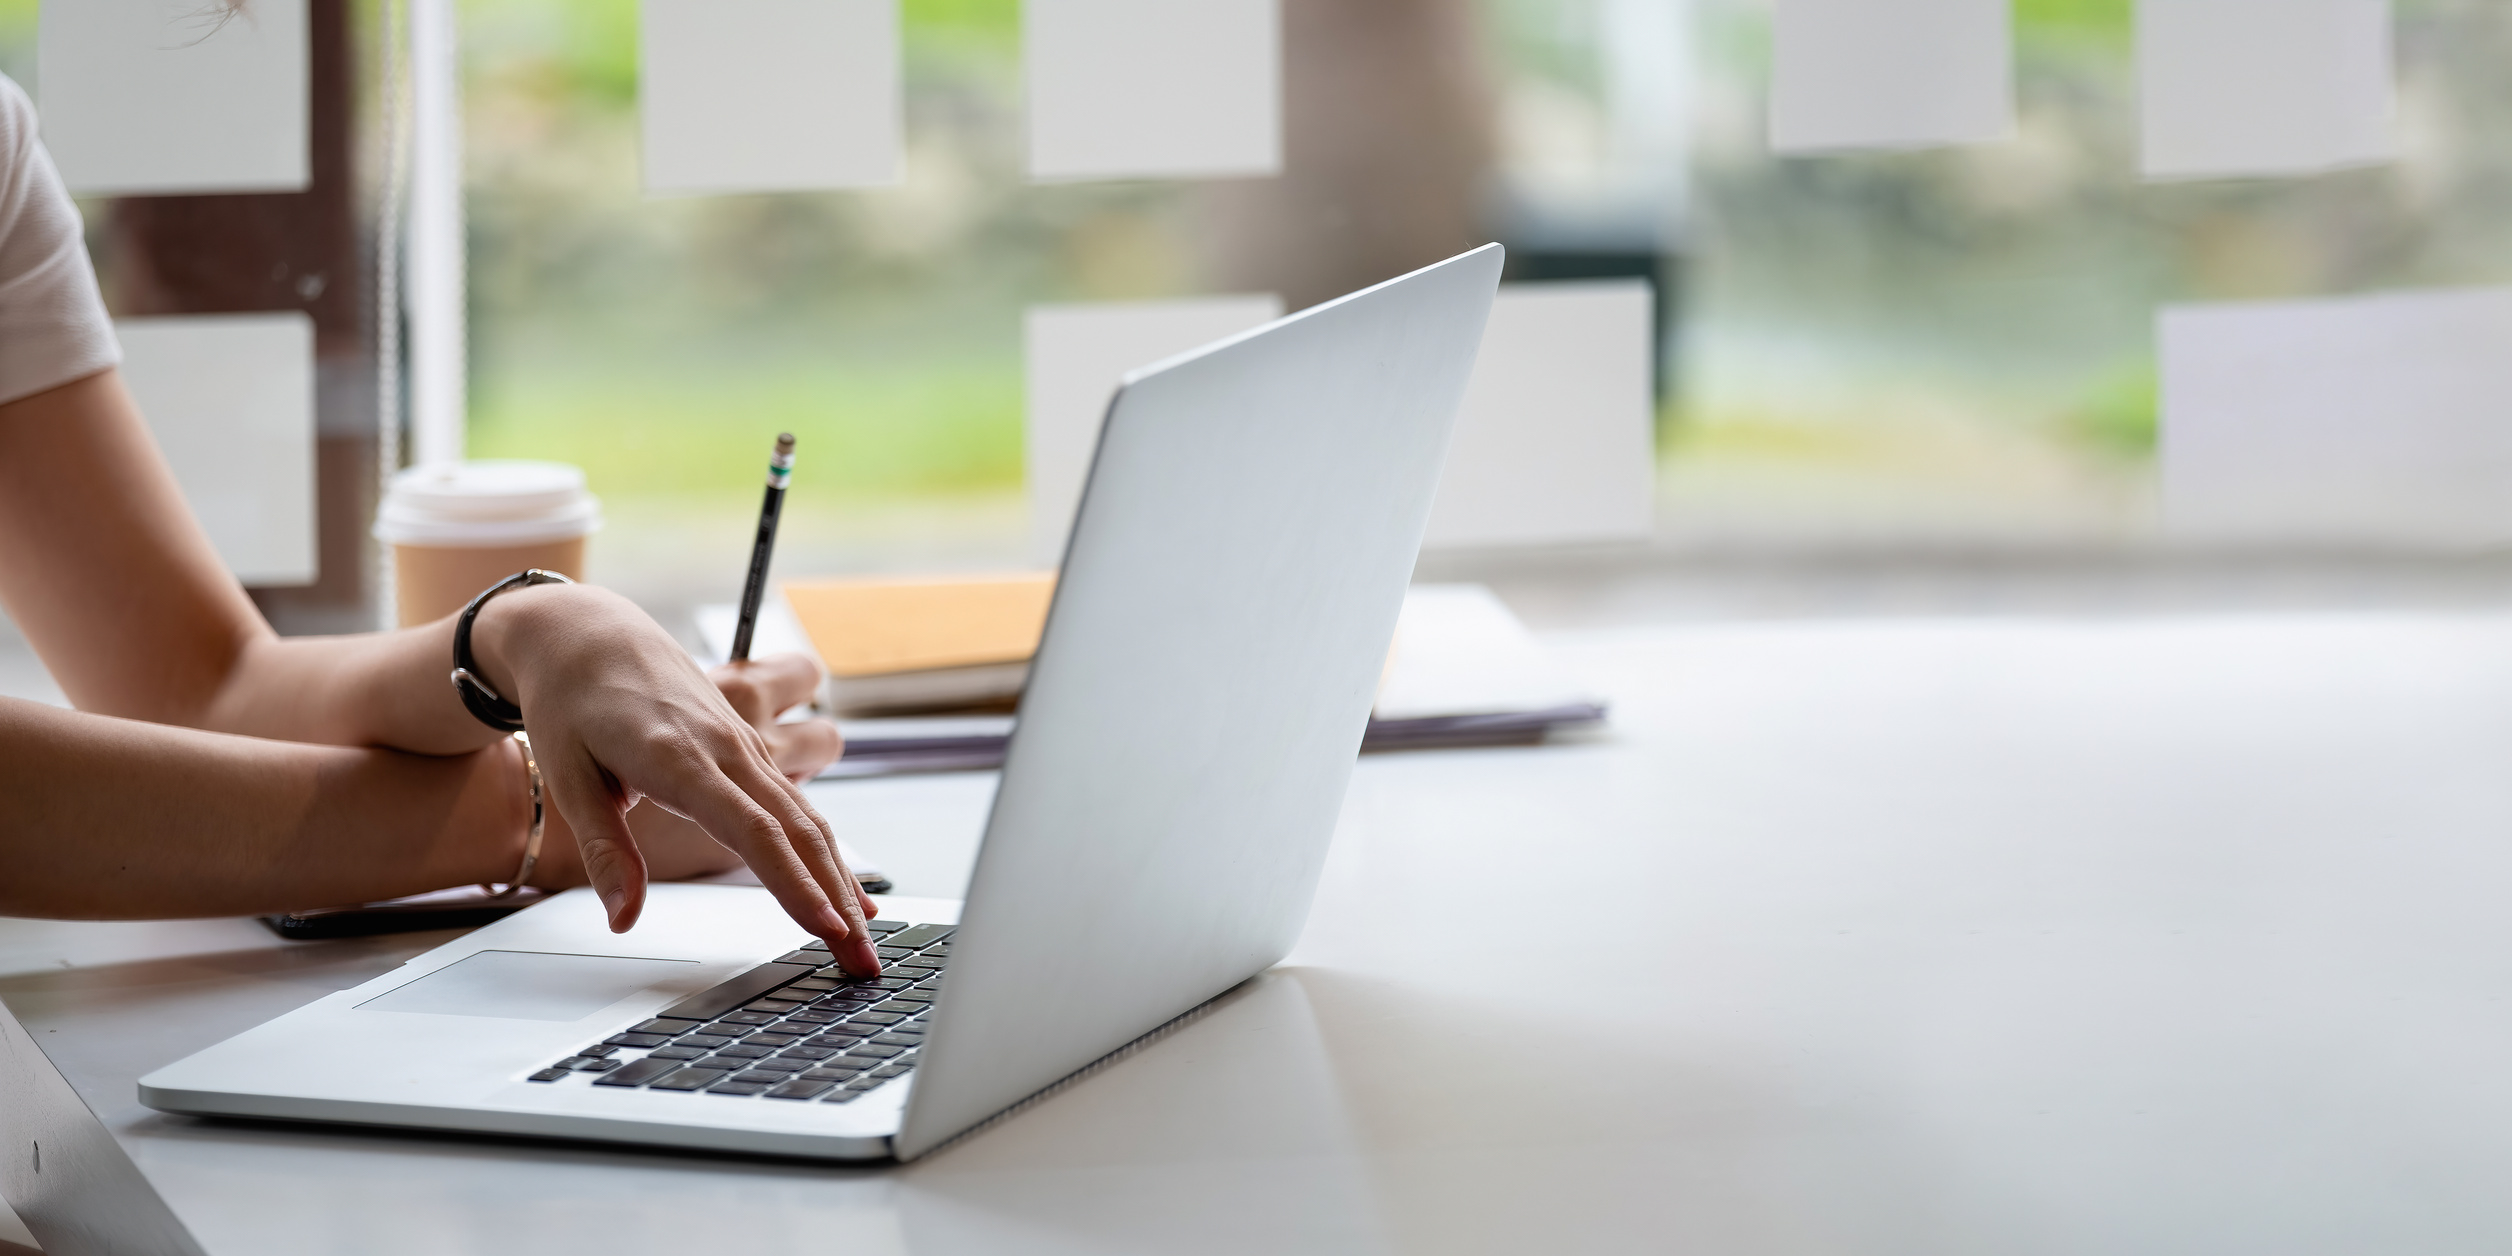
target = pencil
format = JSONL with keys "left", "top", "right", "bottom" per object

{"left": 730, "top": 433, "right": 795, "bottom": 664}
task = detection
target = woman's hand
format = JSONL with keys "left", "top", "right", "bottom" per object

{"left": 523, "top": 654, "right": 850, "bottom": 885}
{"left": 467, "top": 583, "right": 878, "bottom": 973}
{"left": 707, "top": 653, "right": 845, "bottom": 783}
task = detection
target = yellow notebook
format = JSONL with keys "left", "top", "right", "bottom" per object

{"left": 780, "top": 573, "right": 1057, "bottom": 714}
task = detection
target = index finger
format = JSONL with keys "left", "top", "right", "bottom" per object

{"left": 671, "top": 767, "right": 850, "bottom": 937}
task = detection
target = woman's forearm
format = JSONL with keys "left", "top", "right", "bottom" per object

{"left": 0, "top": 696, "right": 525, "bottom": 919}
{"left": 204, "top": 619, "right": 499, "bottom": 754}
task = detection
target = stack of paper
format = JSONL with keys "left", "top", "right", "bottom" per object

{"left": 700, "top": 584, "right": 1607, "bottom": 779}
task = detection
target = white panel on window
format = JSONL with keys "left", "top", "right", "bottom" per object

{"left": 1423, "top": 281, "right": 1657, "bottom": 550}
{"left": 1024, "top": 294, "right": 1284, "bottom": 561}
{"left": 1026, "top": 0, "right": 1281, "bottom": 182}
{"left": 2161, "top": 288, "right": 2512, "bottom": 543}
{"left": 116, "top": 313, "right": 318, "bottom": 586}
{"left": 641, "top": 0, "right": 901, "bottom": 194}
{"left": 1768, "top": 0, "right": 2012, "bottom": 154}
{"left": 38, "top": 0, "right": 310, "bottom": 195}
{"left": 2139, "top": 0, "right": 2395, "bottom": 180}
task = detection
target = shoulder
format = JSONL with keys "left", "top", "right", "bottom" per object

{"left": 0, "top": 73, "right": 30, "bottom": 153}
{"left": 0, "top": 74, "right": 36, "bottom": 209}
{"left": 0, "top": 71, "right": 119, "bottom": 408}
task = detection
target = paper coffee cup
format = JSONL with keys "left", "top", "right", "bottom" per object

{"left": 374, "top": 461, "right": 603, "bottom": 627}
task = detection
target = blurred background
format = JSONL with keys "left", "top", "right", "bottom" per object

{"left": 11, "top": 0, "right": 2512, "bottom": 643}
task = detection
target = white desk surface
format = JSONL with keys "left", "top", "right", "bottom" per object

{"left": 8, "top": 614, "right": 2512, "bottom": 1254}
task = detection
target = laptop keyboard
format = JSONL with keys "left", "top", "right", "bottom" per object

{"left": 524, "top": 918, "right": 946, "bottom": 1104}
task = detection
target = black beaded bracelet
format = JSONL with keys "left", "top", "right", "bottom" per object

{"left": 450, "top": 568, "right": 574, "bottom": 733}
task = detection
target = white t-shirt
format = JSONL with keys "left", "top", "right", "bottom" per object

{"left": 0, "top": 73, "right": 118, "bottom": 407}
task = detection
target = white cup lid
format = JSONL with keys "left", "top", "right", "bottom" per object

{"left": 373, "top": 460, "right": 604, "bottom": 547}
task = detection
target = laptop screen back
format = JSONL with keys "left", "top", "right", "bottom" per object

{"left": 896, "top": 245, "right": 1505, "bottom": 1159}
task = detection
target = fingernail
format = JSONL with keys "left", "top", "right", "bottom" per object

{"left": 850, "top": 939, "right": 882, "bottom": 975}
{"left": 597, "top": 884, "right": 627, "bottom": 931}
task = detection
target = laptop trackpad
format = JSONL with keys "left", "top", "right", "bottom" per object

{"left": 358, "top": 950, "right": 699, "bottom": 1022}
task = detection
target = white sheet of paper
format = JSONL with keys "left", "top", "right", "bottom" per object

{"left": 37, "top": 0, "right": 308, "bottom": 195}
{"left": 2160, "top": 287, "right": 2512, "bottom": 544}
{"left": 116, "top": 314, "right": 317, "bottom": 585}
{"left": 1768, "top": 0, "right": 2011, "bottom": 153}
{"left": 1421, "top": 281, "right": 1657, "bottom": 550}
{"left": 640, "top": 0, "right": 900, "bottom": 194}
{"left": 692, "top": 597, "right": 818, "bottom": 667}
{"left": 1026, "top": 0, "right": 1281, "bottom": 182}
{"left": 1024, "top": 294, "right": 1283, "bottom": 560}
{"left": 2139, "top": 0, "right": 2395, "bottom": 180}
{"left": 1375, "top": 584, "right": 1600, "bottom": 721}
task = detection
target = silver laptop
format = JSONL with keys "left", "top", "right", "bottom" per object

{"left": 139, "top": 244, "right": 1506, "bottom": 1162}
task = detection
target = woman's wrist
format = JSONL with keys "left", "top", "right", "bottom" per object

{"left": 462, "top": 581, "right": 601, "bottom": 717}
{"left": 464, "top": 733, "right": 539, "bottom": 889}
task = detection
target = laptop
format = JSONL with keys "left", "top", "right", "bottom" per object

{"left": 138, "top": 243, "right": 1506, "bottom": 1162}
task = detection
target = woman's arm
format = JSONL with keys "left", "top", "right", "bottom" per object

{"left": 0, "top": 372, "right": 871, "bottom": 967}
{"left": 0, "top": 695, "right": 529, "bottom": 919}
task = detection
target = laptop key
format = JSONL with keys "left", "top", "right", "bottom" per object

{"left": 887, "top": 924, "right": 953, "bottom": 948}
{"left": 870, "top": 1064, "right": 910, "bottom": 1079}
{"left": 632, "top": 1018, "right": 703, "bottom": 1036}
{"left": 767, "top": 1078, "right": 836, "bottom": 1100}
{"left": 778, "top": 1045, "right": 839, "bottom": 1061}
{"left": 575, "top": 1058, "right": 624, "bottom": 1073}
{"left": 678, "top": 1034, "right": 734, "bottom": 1050}
{"left": 848, "top": 1012, "right": 905, "bottom": 1027}
{"left": 786, "top": 978, "right": 840, "bottom": 993}
{"left": 866, "top": 919, "right": 909, "bottom": 935}
{"left": 528, "top": 1068, "right": 569, "bottom": 1082}
{"left": 741, "top": 1032, "right": 801, "bottom": 1047}
{"left": 648, "top": 1067, "right": 729, "bottom": 1092}
{"left": 729, "top": 1069, "right": 791, "bottom": 1084}
{"left": 574, "top": 1043, "right": 620, "bottom": 1058}
{"left": 716, "top": 1010, "right": 777, "bottom": 1026}
{"left": 648, "top": 1045, "right": 710, "bottom": 1061}
{"left": 783, "top": 1007, "right": 842, "bottom": 1023}
{"left": 776, "top": 949, "right": 825, "bottom": 965}
{"left": 872, "top": 1034, "right": 922, "bottom": 1047}
{"left": 843, "top": 1076, "right": 886, "bottom": 1091}
{"left": 603, "top": 1032, "right": 669, "bottom": 1049}
{"left": 655, "top": 958, "right": 823, "bottom": 1023}
{"left": 744, "top": 999, "right": 804, "bottom": 1016}
{"left": 848, "top": 1043, "right": 905, "bottom": 1059}
{"left": 745, "top": 1058, "right": 807, "bottom": 1074}
{"left": 707, "top": 1080, "right": 771, "bottom": 1096}
{"left": 591, "top": 1057, "right": 682, "bottom": 1088}
{"left": 713, "top": 1043, "right": 772, "bottom": 1060}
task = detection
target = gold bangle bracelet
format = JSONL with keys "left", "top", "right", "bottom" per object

{"left": 481, "top": 731, "right": 544, "bottom": 900}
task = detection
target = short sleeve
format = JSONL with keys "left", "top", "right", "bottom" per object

{"left": 0, "top": 73, "right": 118, "bottom": 407}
